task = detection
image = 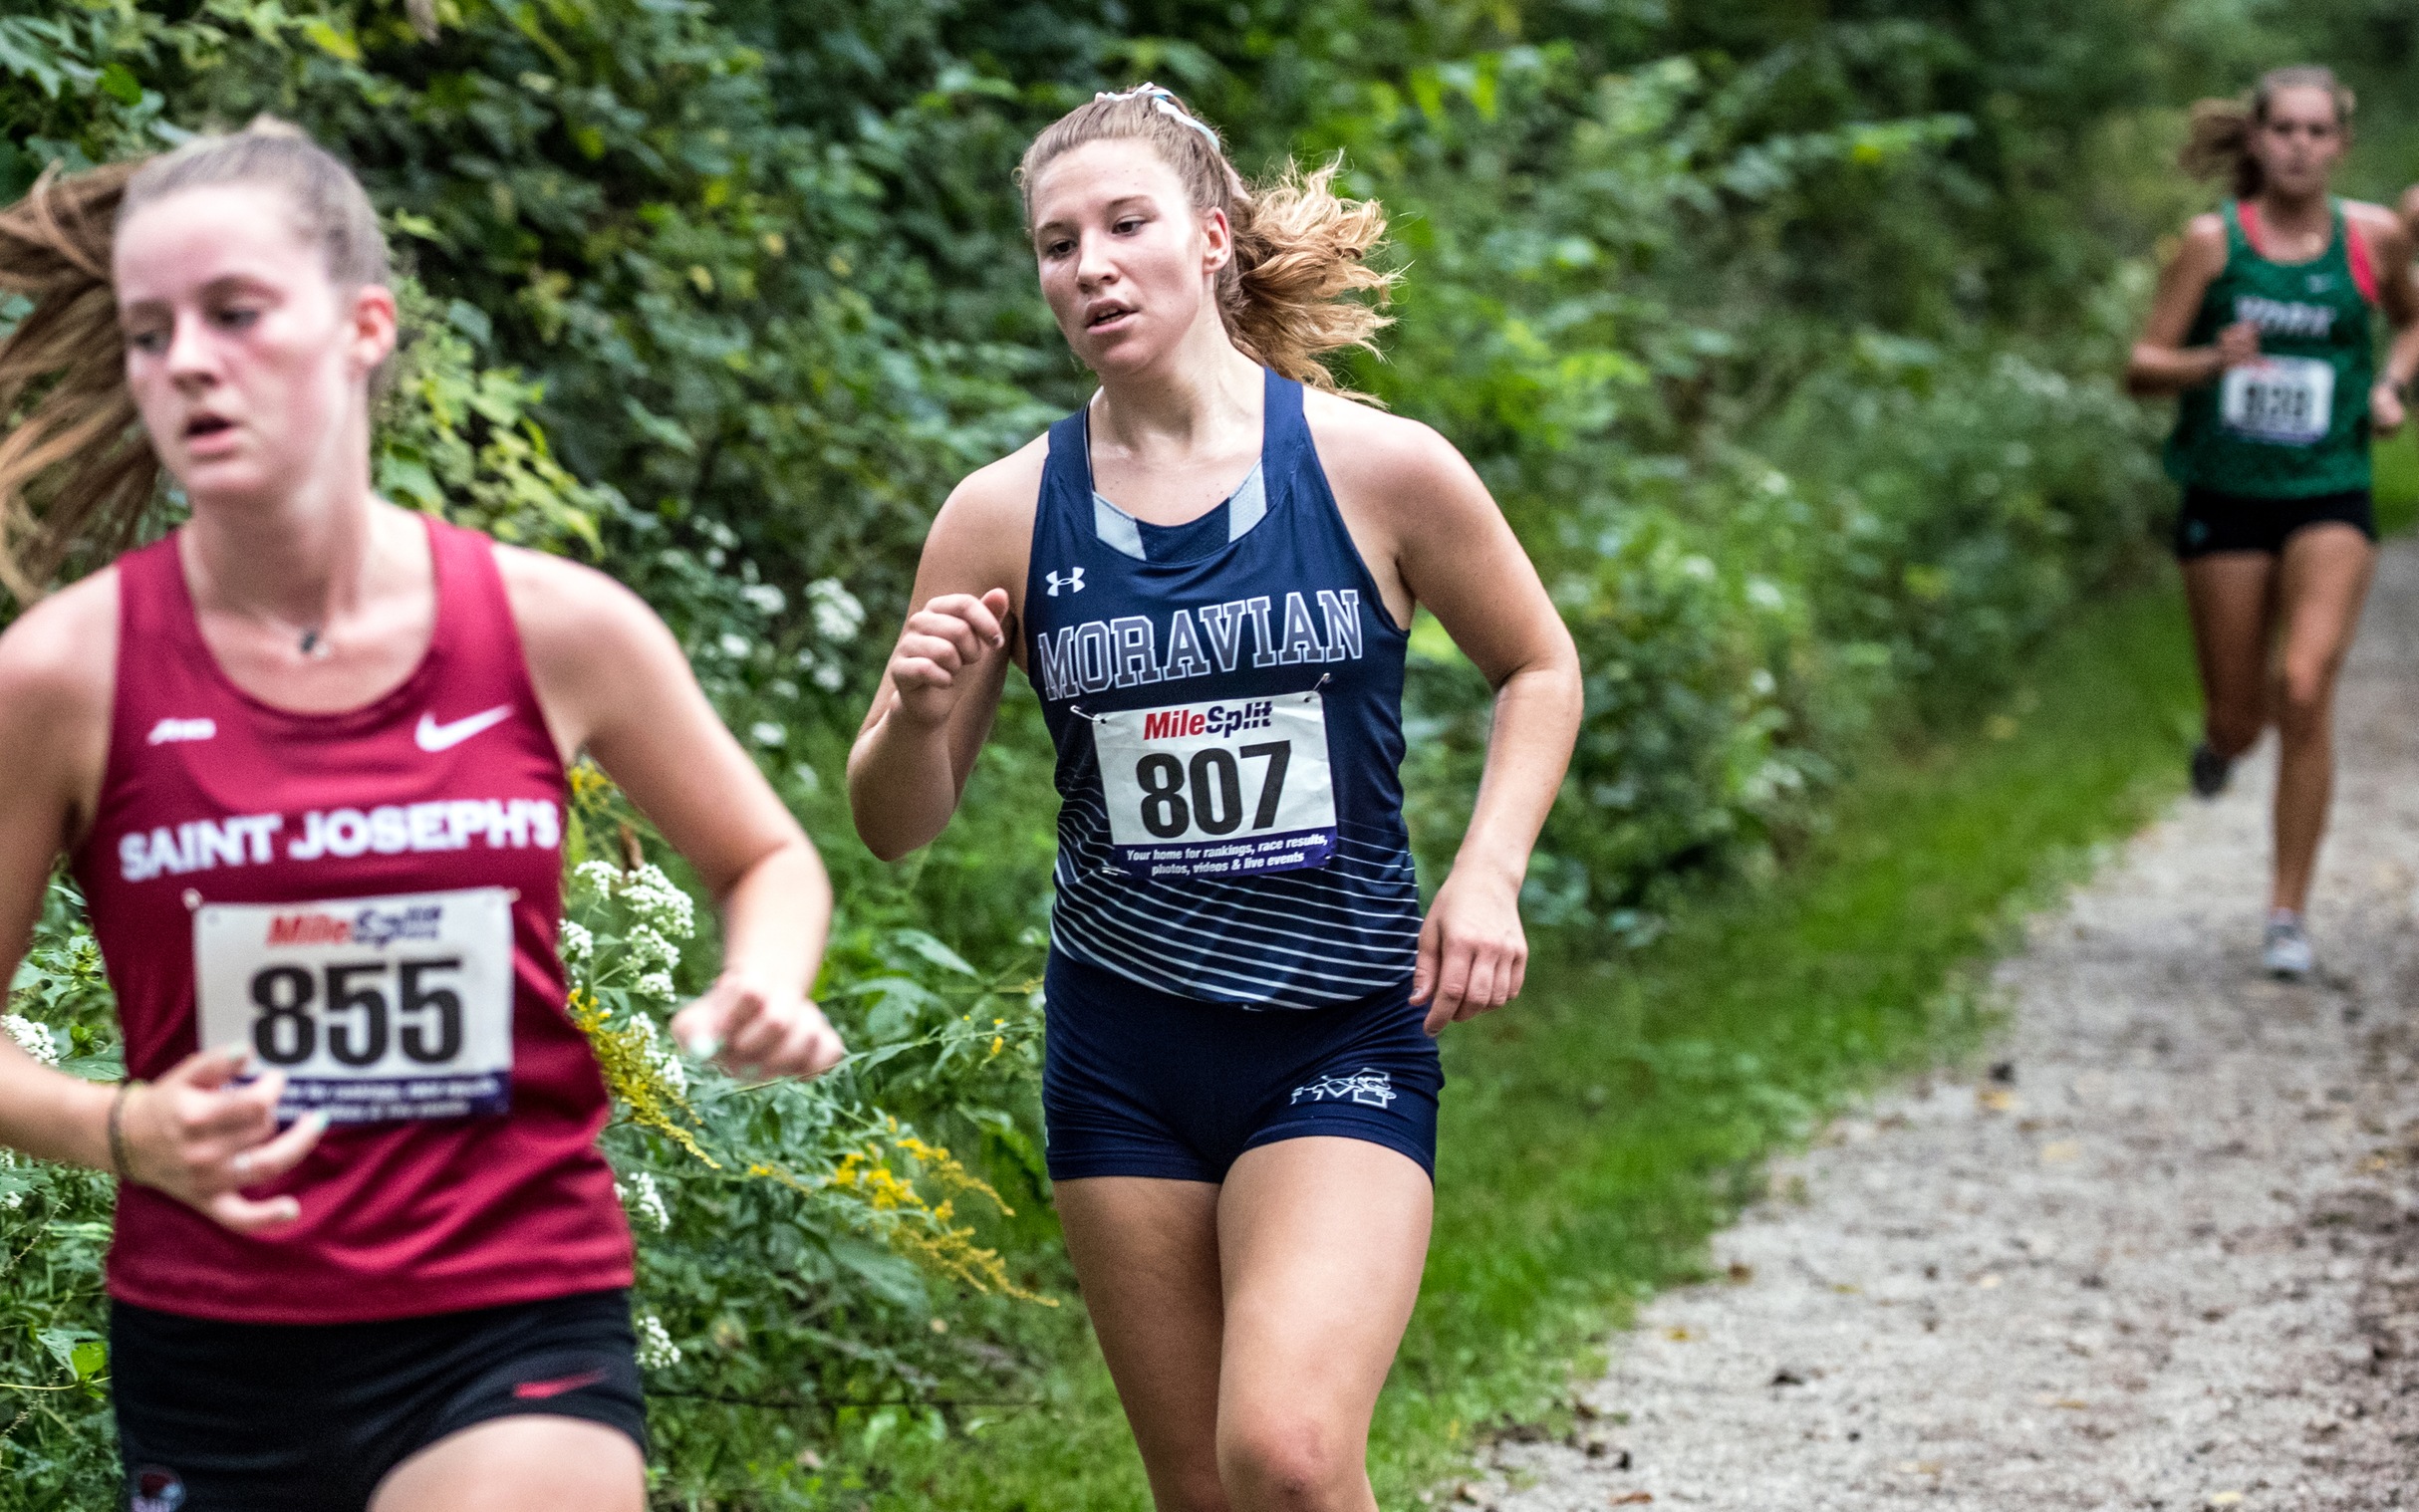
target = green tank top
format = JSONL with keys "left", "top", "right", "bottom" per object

{"left": 2163, "top": 200, "right": 2376, "bottom": 499}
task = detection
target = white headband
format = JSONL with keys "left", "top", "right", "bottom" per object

{"left": 1096, "top": 83, "right": 1222, "bottom": 147}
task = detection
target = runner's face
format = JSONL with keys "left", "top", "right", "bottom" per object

{"left": 1030, "top": 139, "right": 1229, "bottom": 375}
{"left": 114, "top": 184, "right": 395, "bottom": 507}
{"left": 2252, "top": 87, "right": 2345, "bottom": 199}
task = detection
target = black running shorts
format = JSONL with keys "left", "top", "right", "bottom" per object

{"left": 111, "top": 1288, "right": 647, "bottom": 1512}
{"left": 2173, "top": 487, "right": 2375, "bottom": 560}
{"left": 1042, "top": 950, "right": 1443, "bottom": 1183}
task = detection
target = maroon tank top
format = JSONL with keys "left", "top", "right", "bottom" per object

{"left": 74, "top": 516, "right": 632, "bottom": 1324}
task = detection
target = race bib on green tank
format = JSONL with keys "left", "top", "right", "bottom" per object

{"left": 1090, "top": 690, "right": 1337, "bottom": 880}
{"left": 2221, "top": 357, "right": 2334, "bottom": 445}
{"left": 194, "top": 888, "right": 515, "bottom": 1125}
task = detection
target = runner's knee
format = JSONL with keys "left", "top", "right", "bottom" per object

{"left": 1217, "top": 1411, "right": 1362, "bottom": 1510}
{"left": 2274, "top": 660, "right": 2336, "bottom": 737}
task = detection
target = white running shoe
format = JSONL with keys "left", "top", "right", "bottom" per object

{"left": 2262, "top": 912, "right": 2315, "bottom": 979}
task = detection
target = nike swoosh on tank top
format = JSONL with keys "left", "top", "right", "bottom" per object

{"left": 73, "top": 517, "right": 631, "bottom": 1324}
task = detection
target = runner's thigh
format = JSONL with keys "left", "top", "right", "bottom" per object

{"left": 1056, "top": 1175, "right": 1228, "bottom": 1503}
{"left": 371, "top": 1416, "right": 644, "bottom": 1512}
{"left": 2181, "top": 551, "right": 2278, "bottom": 712}
{"left": 1214, "top": 1137, "right": 1433, "bottom": 1451}
{"left": 2275, "top": 524, "right": 2376, "bottom": 686}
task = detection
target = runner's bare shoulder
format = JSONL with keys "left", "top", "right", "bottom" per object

{"left": 2344, "top": 199, "right": 2411, "bottom": 259}
{"left": 0, "top": 571, "right": 119, "bottom": 742}
{"left": 0, "top": 570, "right": 120, "bottom": 829}
{"left": 1299, "top": 385, "right": 1489, "bottom": 522}
{"left": 489, "top": 543, "right": 665, "bottom": 669}
{"left": 2175, "top": 212, "right": 2231, "bottom": 272}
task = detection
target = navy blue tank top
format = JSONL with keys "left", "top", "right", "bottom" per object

{"left": 1024, "top": 369, "right": 1422, "bottom": 1009}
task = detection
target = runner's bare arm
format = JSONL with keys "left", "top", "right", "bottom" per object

{"left": 2353, "top": 203, "right": 2419, "bottom": 435}
{"left": 847, "top": 440, "right": 1044, "bottom": 862}
{"left": 0, "top": 579, "right": 119, "bottom": 1170}
{"left": 0, "top": 578, "right": 324, "bottom": 1229}
{"left": 501, "top": 548, "right": 842, "bottom": 1079}
{"left": 1315, "top": 400, "right": 1583, "bottom": 1032}
{"left": 2129, "top": 215, "right": 2248, "bottom": 395}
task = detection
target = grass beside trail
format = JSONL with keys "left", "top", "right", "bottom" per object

{"left": 850, "top": 580, "right": 2200, "bottom": 1510}
{"left": 2377, "top": 432, "right": 2419, "bottom": 538}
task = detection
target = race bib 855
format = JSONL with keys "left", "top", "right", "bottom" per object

{"left": 1090, "top": 690, "right": 1337, "bottom": 881}
{"left": 193, "top": 887, "right": 515, "bottom": 1125}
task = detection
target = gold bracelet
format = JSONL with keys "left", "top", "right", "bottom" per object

{"left": 108, "top": 1080, "right": 144, "bottom": 1186}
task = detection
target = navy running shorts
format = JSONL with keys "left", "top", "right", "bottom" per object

{"left": 111, "top": 1288, "right": 647, "bottom": 1512}
{"left": 1041, "top": 949, "right": 1443, "bottom": 1183}
{"left": 2174, "top": 486, "right": 2374, "bottom": 560}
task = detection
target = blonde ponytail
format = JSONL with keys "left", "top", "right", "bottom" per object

{"left": 1017, "top": 85, "right": 1396, "bottom": 390}
{"left": 0, "top": 161, "right": 153, "bottom": 604}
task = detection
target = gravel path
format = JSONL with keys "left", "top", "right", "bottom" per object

{"left": 1468, "top": 540, "right": 2419, "bottom": 1512}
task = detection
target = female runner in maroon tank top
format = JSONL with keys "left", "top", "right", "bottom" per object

{"left": 0, "top": 125, "right": 843, "bottom": 1511}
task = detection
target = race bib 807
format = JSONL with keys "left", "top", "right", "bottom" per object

{"left": 2220, "top": 356, "right": 2334, "bottom": 445}
{"left": 1090, "top": 690, "right": 1337, "bottom": 881}
{"left": 193, "top": 887, "right": 515, "bottom": 1125}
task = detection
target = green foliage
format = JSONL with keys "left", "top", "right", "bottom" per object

{"left": 3, "top": 0, "right": 2411, "bottom": 1503}
{"left": 0, "top": 883, "right": 123, "bottom": 1504}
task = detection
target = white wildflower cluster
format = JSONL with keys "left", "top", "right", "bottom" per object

{"left": 794, "top": 578, "right": 866, "bottom": 691}
{"left": 806, "top": 578, "right": 864, "bottom": 643}
{"left": 558, "top": 919, "right": 595, "bottom": 967}
{"left": 635, "top": 1314, "right": 681, "bottom": 1370}
{"left": 793, "top": 646, "right": 847, "bottom": 693}
{"left": 623, "top": 1011, "right": 686, "bottom": 1094}
{"left": 748, "top": 720, "right": 786, "bottom": 748}
{"left": 630, "top": 925, "right": 679, "bottom": 973}
{"left": 615, "top": 1169, "right": 672, "bottom": 1232}
{"left": 3, "top": 1013, "right": 61, "bottom": 1068}
{"left": 621, "top": 865, "right": 695, "bottom": 940}
{"left": 0, "top": 1147, "right": 21, "bottom": 1211}
{"left": 565, "top": 861, "right": 699, "bottom": 1079}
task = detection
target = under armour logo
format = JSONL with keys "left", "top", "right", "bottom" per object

{"left": 1046, "top": 567, "right": 1086, "bottom": 597}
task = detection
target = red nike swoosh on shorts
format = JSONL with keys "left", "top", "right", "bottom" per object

{"left": 512, "top": 1368, "right": 610, "bottom": 1400}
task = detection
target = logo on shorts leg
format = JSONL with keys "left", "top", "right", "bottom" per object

{"left": 1290, "top": 1068, "right": 1397, "bottom": 1109}
{"left": 131, "top": 1467, "right": 186, "bottom": 1512}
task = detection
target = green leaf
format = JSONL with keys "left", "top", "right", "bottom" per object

{"left": 99, "top": 63, "right": 143, "bottom": 106}
{"left": 37, "top": 1327, "right": 98, "bottom": 1377}
{"left": 444, "top": 299, "right": 493, "bottom": 347}
{"left": 303, "top": 21, "right": 363, "bottom": 62}
{"left": 888, "top": 930, "right": 976, "bottom": 978}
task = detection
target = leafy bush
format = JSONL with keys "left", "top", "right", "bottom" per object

{"left": 5, "top": 0, "right": 2411, "bottom": 1503}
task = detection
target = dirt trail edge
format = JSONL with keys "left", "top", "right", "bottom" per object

{"left": 1474, "top": 540, "right": 2419, "bottom": 1512}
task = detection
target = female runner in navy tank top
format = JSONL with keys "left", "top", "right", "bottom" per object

{"left": 850, "top": 88, "right": 1581, "bottom": 1510}
{"left": 0, "top": 126, "right": 844, "bottom": 1511}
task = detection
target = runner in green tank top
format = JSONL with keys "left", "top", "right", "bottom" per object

{"left": 2129, "top": 67, "right": 2419, "bottom": 979}
{"left": 2164, "top": 198, "right": 2377, "bottom": 498}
